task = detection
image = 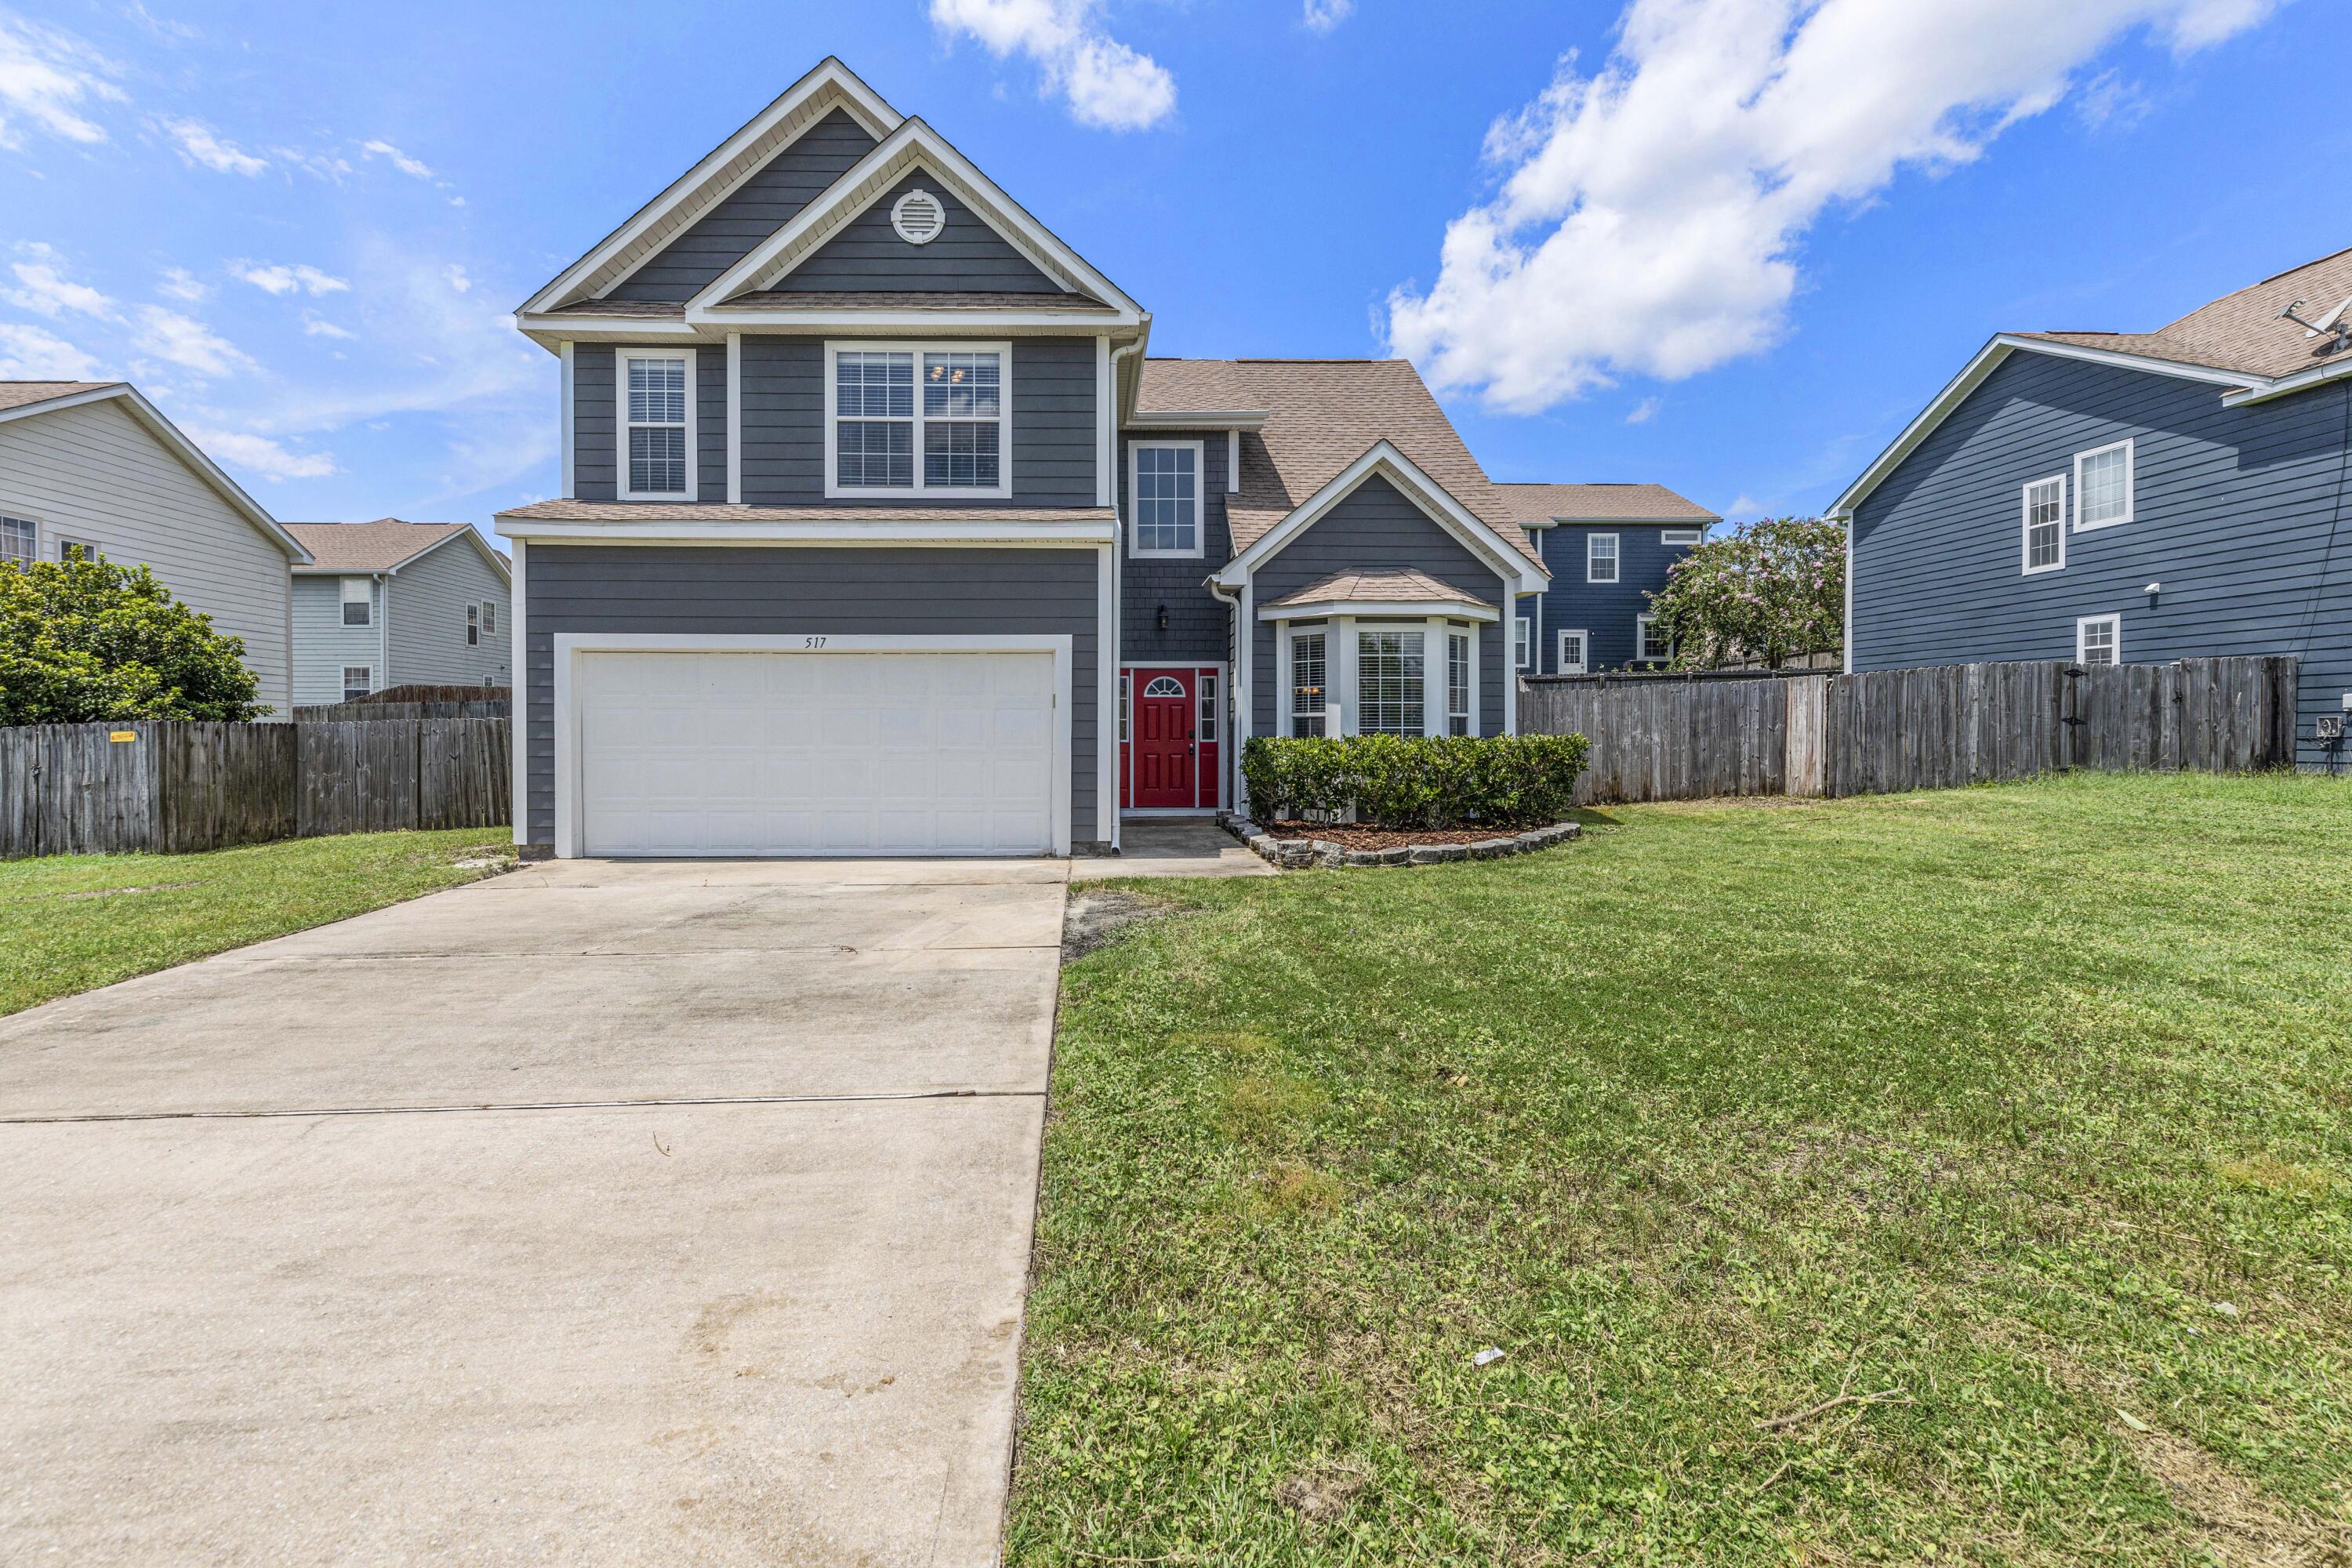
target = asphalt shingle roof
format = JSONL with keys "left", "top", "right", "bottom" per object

{"left": 1494, "top": 482, "right": 1717, "bottom": 525}
{"left": 282, "top": 520, "right": 485, "bottom": 572}
{"left": 1262, "top": 567, "right": 1491, "bottom": 609}
{"left": 0, "top": 380, "right": 118, "bottom": 414}
{"left": 2014, "top": 246, "right": 2352, "bottom": 383}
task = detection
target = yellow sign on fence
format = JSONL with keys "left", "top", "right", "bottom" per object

{"left": 108, "top": 731, "right": 136, "bottom": 742}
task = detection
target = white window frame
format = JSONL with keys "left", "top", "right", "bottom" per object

{"left": 1446, "top": 630, "right": 1472, "bottom": 736}
{"left": 2021, "top": 474, "right": 2067, "bottom": 575}
{"left": 1557, "top": 628, "right": 1589, "bottom": 675}
{"left": 1198, "top": 670, "right": 1218, "bottom": 736}
{"left": 2072, "top": 438, "right": 2133, "bottom": 532}
{"left": 341, "top": 666, "right": 373, "bottom": 702}
{"left": 1635, "top": 613, "right": 1672, "bottom": 664}
{"left": 466, "top": 604, "right": 480, "bottom": 646}
{"left": 616, "top": 347, "right": 699, "bottom": 502}
{"left": 0, "top": 514, "right": 34, "bottom": 568}
{"left": 1514, "top": 614, "right": 1532, "bottom": 670}
{"left": 1284, "top": 627, "right": 1330, "bottom": 738}
{"left": 1127, "top": 437, "right": 1205, "bottom": 559}
{"left": 2076, "top": 612, "right": 2122, "bottom": 666}
{"left": 482, "top": 599, "right": 498, "bottom": 637}
{"left": 1588, "top": 532, "right": 1620, "bottom": 584}
{"left": 822, "top": 339, "right": 1013, "bottom": 501}
{"left": 1661, "top": 528, "right": 1703, "bottom": 546}
{"left": 56, "top": 535, "right": 101, "bottom": 563}
{"left": 1116, "top": 671, "right": 1131, "bottom": 742}
{"left": 340, "top": 576, "right": 373, "bottom": 628}
{"left": 1355, "top": 623, "right": 1429, "bottom": 738}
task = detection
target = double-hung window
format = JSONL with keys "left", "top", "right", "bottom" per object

{"left": 1514, "top": 614, "right": 1533, "bottom": 670}
{"left": 1357, "top": 629, "right": 1425, "bottom": 735}
{"left": 1289, "top": 632, "right": 1327, "bottom": 737}
{"left": 1588, "top": 533, "right": 1620, "bottom": 583}
{"left": 2074, "top": 439, "right": 2132, "bottom": 531}
{"left": 619, "top": 351, "right": 693, "bottom": 499}
{"left": 2022, "top": 475, "right": 2066, "bottom": 574}
{"left": 1130, "top": 440, "right": 1203, "bottom": 557}
{"left": 342, "top": 666, "right": 372, "bottom": 703}
{"left": 482, "top": 600, "right": 498, "bottom": 637}
{"left": 340, "top": 577, "right": 372, "bottom": 627}
{"left": 1636, "top": 613, "right": 1672, "bottom": 663}
{"left": 1446, "top": 632, "right": 1472, "bottom": 736}
{"left": 466, "top": 604, "right": 479, "bottom": 646}
{"left": 2077, "top": 613, "right": 2121, "bottom": 666}
{"left": 1, "top": 515, "right": 34, "bottom": 568}
{"left": 826, "top": 342, "right": 1008, "bottom": 497}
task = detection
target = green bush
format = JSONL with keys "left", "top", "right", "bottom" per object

{"left": 0, "top": 556, "right": 264, "bottom": 724}
{"left": 1240, "top": 732, "right": 1588, "bottom": 829}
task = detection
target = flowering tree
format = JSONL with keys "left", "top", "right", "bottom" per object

{"left": 1646, "top": 516, "right": 1846, "bottom": 670}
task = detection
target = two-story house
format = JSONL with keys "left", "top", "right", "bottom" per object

{"left": 1831, "top": 248, "right": 2352, "bottom": 767}
{"left": 496, "top": 58, "right": 1729, "bottom": 858}
{"left": 282, "top": 521, "right": 512, "bottom": 705}
{"left": 1494, "top": 484, "right": 1718, "bottom": 674}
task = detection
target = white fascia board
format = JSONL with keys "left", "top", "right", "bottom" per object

{"left": 517, "top": 59, "right": 903, "bottom": 315}
{"left": 1258, "top": 599, "right": 1499, "bottom": 622}
{"left": 0, "top": 383, "right": 313, "bottom": 563}
{"left": 1214, "top": 441, "right": 1548, "bottom": 595}
{"left": 696, "top": 308, "right": 1136, "bottom": 332}
{"left": 494, "top": 518, "right": 1119, "bottom": 546}
{"left": 688, "top": 118, "right": 1143, "bottom": 318}
{"left": 1125, "top": 410, "right": 1269, "bottom": 430}
{"left": 1525, "top": 514, "right": 1720, "bottom": 528}
{"left": 1830, "top": 334, "right": 2270, "bottom": 518}
{"left": 2222, "top": 354, "right": 2352, "bottom": 407}
{"left": 516, "top": 314, "right": 699, "bottom": 342}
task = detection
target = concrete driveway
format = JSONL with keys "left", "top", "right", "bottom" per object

{"left": 0, "top": 856, "right": 1069, "bottom": 1566}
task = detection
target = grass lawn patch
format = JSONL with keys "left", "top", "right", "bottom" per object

{"left": 1013, "top": 771, "right": 2352, "bottom": 1566}
{"left": 0, "top": 830, "right": 513, "bottom": 1016}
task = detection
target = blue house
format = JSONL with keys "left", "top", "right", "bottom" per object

{"left": 1495, "top": 484, "right": 1719, "bottom": 674}
{"left": 1831, "top": 248, "right": 2352, "bottom": 767}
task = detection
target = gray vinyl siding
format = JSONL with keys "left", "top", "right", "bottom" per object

{"left": 774, "top": 173, "right": 1061, "bottom": 294}
{"left": 736, "top": 335, "right": 1095, "bottom": 506}
{"left": 604, "top": 109, "right": 878, "bottom": 303}
{"left": 384, "top": 535, "right": 513, "bottom": 691}
{"left": 522, "top": 545, "right": 1102, "bottom": 848}
{"left": 0, "top": 397, "right": 296, "bottom": 713}
{"left": 1528, "top": 525, "right": 1694, "bottom": 673}
{"left": 573, "top": 343, "right": 615, "bottom": 502}
{"left": 699, "top": 352, "right": 728, "bottom": 501}
{"left": 1117, "top": 430, "right": 1232, "bottom": 664}
{"left": 1852, "top": 351, "right": 2352, "bottom": 768}
{"left": 1247, "top": 474, "right": 1511, "bottom": 739}
{"left": 290, "top": 575, "right": 384, "bottom": 706}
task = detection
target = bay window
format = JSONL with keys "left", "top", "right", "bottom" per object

{"left": 1288, "top": 631, "right": 1327, "bottom": 737}
{"left": 1356, "top": 629, "right": 1425, "bottom": 735}
{"left": 1446, "top": 632, "right": 1471, "bottom": 736}
{"left": 826, "top": 341, "right": 1009, "bottom": 498}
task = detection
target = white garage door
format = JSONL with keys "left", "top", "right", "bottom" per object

{"left": 578, "top": 650, "right": 1058, "bottom": 857}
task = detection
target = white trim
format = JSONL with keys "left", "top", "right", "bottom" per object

{"left": 2071, "top": 437, "right": 2135, "bottom": 532}
{"left": 1114, "top": 659, "right": 1231, "bottom": 814}
{"left": 519, "top": 59, "right": 903, "bottom": 315}
{"left": 1123, "top": 409, "right": 1267, "bottom": 430}
{"left": 890, "top": 187, "right": 946, "bottom": 246}
{"left": 2021, "top": 474, "right": 2067, "bottom": 575}
{"left": 1587, "top": 532, "right": 1620, "bottom": 584}
{"left": 1094, "top": 337, "right": 1113, "bottom": 507}
{"left": 2223, "top": 354, "right": 2352, "bottom": 407}
{"left": 823, "top": 339, "right": 1014, "bottom": 501}
{"left": 724, "top": 333, "right": 742, "bottom": 505}
{"left": 1260, "top": 598, "right": 1496, "bottom": 622}
{"left": 2075, "top": 612, "right": 2122, "bottom": 666}
{"left": 1661, "top": 528, "right": 1704, "bottom": 546}
{"left": 550, "top": 632, "right": 1074, "bottom": 861}
{"left": 1556, "top": 627, "right": 1589, "bottom": 675}
{"left": 1127, "top": 437, "right": 1205, "bottom": 558}
{"left": 1444, "top": 623, "right": 1475, "bottom": 737}
{"left": 688, "top": 309, "right": 1127, "bottom": 333}
{"left": 509, "top": 539, "right": 528, "bottom": 846}
{"left": 1500, "top": 612, "right": 1518, "bottom": 735}
{"left": 1635, "top": 612, "right": 1672, "bottom": 664}
{"left": 1097, "top": 542, "right": 1117, "bottom": 850}
{"left": 1226, "top": 429, "right": 1240, "bottom": 494}
{"left": 1212, "top": 441, "right": 1548, "bottom": 596}
{"left": 1842, "top": 512, "right": 1855, "bottom": 674}
{"left": 341, "top": 665, "right": 375, "bottom": 702}
{"left": 1276, "top": 624, "right": 1330, "bottom": 739}
{"left": 1514, "top": 612, "right": 1532, "bottom": 670}
{"left": 559, "top": 342, "right": 575, "bottom": 498}
{"left": 495, "top": 518, "right": 1116, "bottom": 546}
{"left": 615, "top": 347, "right": 699, "bottom": 502}
{"left": 689, "top": 118, "right": 1143, "bottom": 321}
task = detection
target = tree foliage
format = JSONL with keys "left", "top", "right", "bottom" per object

{"left": 1646, "top": 516, "right": 1846, "bottom": 670}
{"left": 0, "top": 557, "right": 266, "bottom": 724}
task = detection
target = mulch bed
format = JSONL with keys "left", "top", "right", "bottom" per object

{"left": 1261, "top": 822, "right": 1543, "bottom": 851}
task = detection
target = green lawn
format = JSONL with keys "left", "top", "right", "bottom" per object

{"left": 1013, "top": 772, "right": 2352, "bottom": 1566}
{"left": 0, "top": 830, "right": 513, "bottom": 1016}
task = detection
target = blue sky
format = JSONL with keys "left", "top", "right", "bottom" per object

{"left": 2, "top": 0, "right": 2339, "bottom": 542}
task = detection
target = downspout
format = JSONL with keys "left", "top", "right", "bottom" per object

{"left": 1105, "top": 328, "right": 1149, "bottom": 847}
{"left": 1206, "top": 577, "right": 1243, "bottom": 817}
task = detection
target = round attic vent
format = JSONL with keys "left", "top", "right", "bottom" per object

{"left": 891, "top": 189, "right": 946, "bottom": 246}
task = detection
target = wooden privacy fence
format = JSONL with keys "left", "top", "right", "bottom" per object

{"left": 0, "top": 718, "right": 510, "bottom": 858}
{"left": 1519, "top": 655, "right": 2299, "bottom": 806}
{"left": 291, "top": 699, "right": 511, "bottom": 723}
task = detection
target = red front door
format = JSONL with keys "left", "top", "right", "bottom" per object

{"left": 1133, "top": 670, "right": 1194, "bottom": 808}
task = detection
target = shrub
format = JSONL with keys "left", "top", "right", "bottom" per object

{"left": 1240, "top": 732, "right": 1588, "bottom": 829}
{"left": 0, "top": 556, "right": 264, "bottom": 724}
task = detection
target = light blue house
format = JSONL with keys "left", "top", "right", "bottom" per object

{"left": 283, "top": 520, "right": 511, "bottom": 705}
{"left": 1831, "top": 248, "right": 2352, "bottom": 767}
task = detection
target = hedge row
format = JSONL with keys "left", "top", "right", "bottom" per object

{"left": 1240, "top": 733, "right": 1589, "bottom": 829}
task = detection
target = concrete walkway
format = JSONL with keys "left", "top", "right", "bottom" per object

{"left": 0, "top": 857, "right": 1068, "bottom": 1567}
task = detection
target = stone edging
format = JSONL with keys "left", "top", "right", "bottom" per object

{"left": 1218, "top": 815, "right": 1581, "bottom": 870}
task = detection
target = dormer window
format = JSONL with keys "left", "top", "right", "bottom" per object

{"left": 826, "top": 341, "right": 1009, "bottom": 498}
{"left": 619, "top": 350, "right": 695, "bottom": 500}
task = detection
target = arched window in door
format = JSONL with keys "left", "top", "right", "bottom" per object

{"left": 1142, "top": 676, "right": 1185, "bottom": 698}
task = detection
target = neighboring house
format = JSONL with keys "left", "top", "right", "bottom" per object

{"left": 0, "top": 379, "right": 310, "bottom": 712}
{"left": 281, "top": 521, "right": 513, "bottom": 705}
{"left": 1495, "top": 483, "right": 1719, "bottom": 674}
{"left": 1832, "top": 247, "right": 2352, "bottom": 767}
{"left": 494, "top": 58, "right": 1716, "bottom": 858}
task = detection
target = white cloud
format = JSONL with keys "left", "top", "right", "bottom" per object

{"left": 182, "top": 425, "right": 336, "bottom": 481}
{"left": 230, "top": 261, "right": 349, "bottom": 297}
{"left": 361, "top": 138, "right": 433, "bottom": 178}
{"left": 133, "top": 305, "right": 253, "bottom": 377}
{"left": 444, "top": 263, "right": 471, "bottom": 293}
{"left": 301, "top": 312, "right": 354, "bottom": 339}
{"left": 157, "top": 116, "right": 266, "bottom": 175}
{"left": 1626, "top": 395, "right": 1663, "bottom": 424}
{"left": 2074, "top": 67, "right": 2151, "bottom": 130}
{"left": 1386, "top": 0, "right": 2287, "bottom": 414}
{"left": 929, "top": 0, "right": 1176, "bottom": 130}
{"left": 157, "top": 266, "right": 207, "bottom": 302}
{"left": 1303, "top": 0, "right": 1353, "bottom": 32}
{"left": 0, "top": 320, "right": 99, "bottom": 379}
{"left": 7, "top": 244, "right": 118, "bottom": 319}
{"left": 0, "top": 14, "right": 123, "bottom": 151}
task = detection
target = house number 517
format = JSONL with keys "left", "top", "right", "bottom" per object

{"left": 804, "top": 636, "right": 828, "bottom": 648}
